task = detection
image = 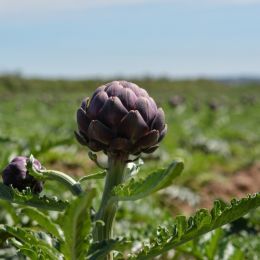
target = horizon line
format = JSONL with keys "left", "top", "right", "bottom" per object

{"left": 1, "top": 72, "right": 260, "bottom": 82}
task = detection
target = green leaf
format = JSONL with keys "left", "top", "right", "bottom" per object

{"left": 87, "top": 238, "right": 130, "bottom": 260}
{"left": 60, "top": 189, "right": 96, "bottom": 260}
{"left": 229, "top": 249, "right": 244, "bottom": 260}
{"left": 133, "top": 193, "right": 260, "bottom": 259}
{"left": 19, "top": 248, "right": 39, "bottom": 260}
{"left": 8, "top": 238, "right": 38, "bottom": 260}
{"left": 0, "top": 225, "right": 61, "bottom": 259}
{"left": 204, "top": 229, "right": 224, "bottom": 260}
{"left": 175, "top": 241, "right": 204, "bottom": 260}
{"left": 113, "top": 160, "right": 184, "bottom": 201}
{"left": 0, "top": 183, "right": 68, "bottom": 211}
{"left": 21, "top": 207, "right": 63, "bottom": 240}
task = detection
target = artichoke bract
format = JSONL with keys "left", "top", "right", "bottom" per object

{"left": 2, "top": 156, "right": 43, "bottom": 194}
{"left": 76, "top": 80, "right": 167, "bottom": 155}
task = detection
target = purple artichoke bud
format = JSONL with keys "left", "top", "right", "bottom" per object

{"left": 2, "top": 156, "right": 43, "bottom": 194}
{"left": 76, "top": 80, "right": 167, "bottom": 155}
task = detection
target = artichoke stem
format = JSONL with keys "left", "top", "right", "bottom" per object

{"left": 29, "top": 168, "right": 83, "bottom": 196}
{"left": 43, "top": 170, "right": 83, "bottom": 196}
{"left": 93, "top": 152, "right": 128, "bottom": 259}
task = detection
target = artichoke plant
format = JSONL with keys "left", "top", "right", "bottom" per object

{"left": 75, "top": 80, "right": 167, "bottom": 155}
{"left": 2, "top": 156, "right": 43, "bottom": 194}
{"left": 75, "top": 81, "right": 168, "bottom": 248}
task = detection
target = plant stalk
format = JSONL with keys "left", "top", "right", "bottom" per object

{"left": 29, "top": 168, "right": 83, "bottom": 196}
{"left": 42, "top": 169, "right": 83, "bottom": 195}
{"left": 93, "top": 152, "right": 128, "bottom": 259}
{"left": 27, "top": 155, "right": 83, "bottom": 196}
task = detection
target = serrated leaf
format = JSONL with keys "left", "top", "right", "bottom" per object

{"left": 0, "top": 183, "right": 68, "bottom": 211}
{"left": 87, "top": 238, "right": 130, "bottom": 260}
{"left": 21, "top": 207, "right": 63, "bottom": 240}
{"left": 0, "top": 225, "right": 61, "bottom": 259}
{"left": 175, "top": 216, "right": 187, "bottom": 239}
{"left": 60, "top": 189, "right": 96, "bottom": 260}
{"left": 113, "top": 160, "right": 184, "bottom": 201}
{"left": 134, "top": 193, "right": 260, "bottom": 259}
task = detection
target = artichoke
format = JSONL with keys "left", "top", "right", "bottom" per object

{"left": 75, "top": 80, "right": 167, "bottom": 155}
{"left": 2, "top": 156, "right": 43, "bottom": 194}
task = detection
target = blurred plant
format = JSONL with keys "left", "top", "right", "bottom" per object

{"left": 207, "top": 100, "right": 219, "bottom": 111}
{"left": 168, "top": 95, "right": 185, "bottom": 108}
{"left": 240, "top": 95, "right": 256, "bottom": 106}
{"left": 0, "top": 81, "right": 259, "bottom": 260}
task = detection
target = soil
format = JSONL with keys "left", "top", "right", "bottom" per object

{"left": 201, "top": 163, "right": 260, "bottom": 208}
{"left": 166, "top": 163, "right": 260, "bottom": 215}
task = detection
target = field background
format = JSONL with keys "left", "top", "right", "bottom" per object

{"left": 0, "top": 76, "right": 259, "bottom": 258}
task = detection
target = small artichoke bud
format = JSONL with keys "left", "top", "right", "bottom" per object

{"left": 75, "top": 80, "right": 167, "bottom": 155}
{"left": 2, "top": 156, "right": 44, "bottom": 194}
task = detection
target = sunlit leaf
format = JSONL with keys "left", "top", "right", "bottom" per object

{"left": 113, "top": 160, "right": 184, "bottom": 201}
{"left": 21, "top": 207, "right": 63, "bottom": 240}
{"left": 133, "top": 193, "right": 260, "bottom": 259}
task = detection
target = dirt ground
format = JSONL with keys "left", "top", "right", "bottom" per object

{"left": 164, "top": 163, "right": 260, "bottom": 215}
{"left": 201, "top": 163, "right": 260, "bottom": 207}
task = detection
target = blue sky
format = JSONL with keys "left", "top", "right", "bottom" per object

{"left": 0, "top": 0, "right": 260, "bottom": 78}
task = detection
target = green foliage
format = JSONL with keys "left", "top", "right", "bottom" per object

{"left": 0, "top": 201, "right": 19, "bottom": 224}
{"left": 133, "top": 193, "right": 260, "bottom": 259}
{"left": 0, "top": 225, "right": 61, "bottom": 259}
{"left": 87, "top": 238, "right": 130, "bottom": 260}
{"left": 174, "top": 228, "right": 244, "bottom": 260}
{"left": 204, "top": 228, "right": 224, "bottom": 259}
{"left": 113, "top": 160, "right": 184, "bottom": 201}
{"left": 0, "top": 190, "right": 96, "bottom": 260}
{"left": 0, "top": 183, "right": 68, "bottom": 211}
{"left": 0, "top": 77, "right": 260, "bottom": 259}
{"left": 174, "top": 216, "right": 260, "bottom": 260}
{"left": 21, "top": 207, "right": 63, "bottom": 240}
{"left": 8, "top": 238, "right": 39, "bottom": 259}
{"left": 60, "top": 189, "right": 96, "bottom": 260}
